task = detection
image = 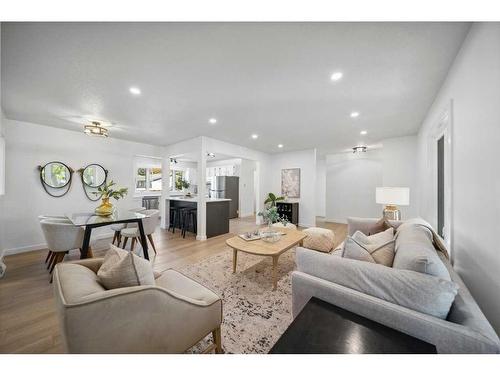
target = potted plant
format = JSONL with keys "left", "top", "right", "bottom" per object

{"left": 264, "top": 192, "right": 285, "bottom": 207}
{"left": 176, "top": 177, "right": 190, "bottom": 196}
{"left": 93, "top": 180, "right": 128, "bottom": 216}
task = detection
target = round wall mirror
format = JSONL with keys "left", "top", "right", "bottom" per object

{"left": 81, "top": 164, "right": 107, "bottom": 188}
{"left": 40, "top": 162, "right": 72, "bottom": 188}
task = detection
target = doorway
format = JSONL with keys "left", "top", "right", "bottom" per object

{"left": 437, "top": 135, "right": 445, "bottom": 237}
{"left": 429, "top": 100, "right": 453, "bottom": 260}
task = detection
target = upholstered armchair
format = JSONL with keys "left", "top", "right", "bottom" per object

{"left": 53, "top": 258, "right": 223, "bottom": 353}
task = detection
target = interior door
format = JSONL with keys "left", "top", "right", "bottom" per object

{"left": 437, "top": 135, "right": 445, "bottom": 237}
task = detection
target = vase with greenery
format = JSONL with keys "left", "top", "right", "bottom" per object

{"left": 258, "top": 206, "right": 280, "bottom": 226}
{"left": 258, "top": 193, "right": 290, "bottom": 232}
{"left": 93, "top": 180, "right": 128, "bottom": 216}
{"left": 264, "top": 192, "right": 285, "bottom": 207}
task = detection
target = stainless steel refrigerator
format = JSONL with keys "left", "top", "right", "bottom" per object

{"left": 211, "top": 176, "right": 239, "bottom": 219}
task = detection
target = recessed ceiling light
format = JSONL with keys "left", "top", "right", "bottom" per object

{"left": 330, "top": 71, "right": 343, "bottom": 81}
{"left": 360, "top": 130, "right": 367, "bottom": 135}
{"left": 278, "top": 144, "right": 284, "bottom": 148}
{"left": 350, "top": 111, "right": 360, "bottom": 118}
{"left": 129, "top": 87, "right": 141, "bottom": 95}
{"left": 209, "top": 118, "right": 217, "bottom": 124}
{"left": 251, "top": 134, "right": 258, "bottom": 139}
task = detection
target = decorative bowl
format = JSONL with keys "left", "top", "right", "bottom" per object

{"left": 260, "top": 230, "right": 282, "bottom": 243}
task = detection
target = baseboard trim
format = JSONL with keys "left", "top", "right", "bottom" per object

{"left": 324, "top": 217, "right": 348, "bottom": 224}
{"left": 2, "top": 232, "right": 114, "bottom": 257}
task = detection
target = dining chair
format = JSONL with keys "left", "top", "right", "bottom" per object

{"left": 38, "top": 215, "right": 72, "bottom": 265}
{"left": 39, "top": 219, "right": 92, "bottom": 281}
{"left": 110, "top": 207, "right": 147, "bottom": 246}
{"left": 120, "top": 209, "right": 160, "bottom": 254}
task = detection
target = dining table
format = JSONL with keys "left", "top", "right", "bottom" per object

{"left": 65, "top": 210, "right": 150, "bottom": 260}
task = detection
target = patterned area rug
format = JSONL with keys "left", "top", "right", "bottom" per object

{"left": 180, "top": 247, "right": 296, "bottom": 354}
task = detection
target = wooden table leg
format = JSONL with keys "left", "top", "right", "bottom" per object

{"left": 232, "top": 249, "right": 238, "bottom": 273}
{"left": 272, "top": 255, "right": 279, "bottom": 291}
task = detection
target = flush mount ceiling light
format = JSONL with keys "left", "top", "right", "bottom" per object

{"left": 330, "top": 71, "right": 343, "bottom": 82}
{"left": 84, "top": 121, "right": 108, "bottom": 137}
{"left": 207, "top": 152, "right": 216, "bottom": 158}
{"left": 350, "top": 111, "right": 360, "bottom": 118}
{"left": 352, "top": 145, "right": 367, "bottom": 153}
{"left": 129, "top": 87, "right": 141, "bottom": 95}
{"left": 278, "top": 144, "right": 284, "bottom": 148}
{"left": 360, "top": 130, "right": 368, "bottom": 135}
{"left": 209, "top": 118, "right": 217, "bottom": 124}
{"left": 251, "top": 134, "right": 258, "bottom": 139}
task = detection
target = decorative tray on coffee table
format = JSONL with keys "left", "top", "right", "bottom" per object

{"left": 239, "top": 230, "right": 286, "bottom": 241}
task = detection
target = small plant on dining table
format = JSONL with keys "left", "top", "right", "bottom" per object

{"left": 93, "top": 180, "right": 128, "bottom": 216}
{"left": 93, "top": 180, "right": 128, "bottom": 200}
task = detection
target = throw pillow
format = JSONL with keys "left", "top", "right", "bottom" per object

{"left": 343, "top": 236, "right": 396, "bottom": 267}
{"left": 97, "top": 245, "right": 155, "bottom": 289}
{"left": 352, "top": 227, "right": 394, "bottom": 246}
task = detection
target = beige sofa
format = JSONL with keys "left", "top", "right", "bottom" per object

{"left": 292, "top": 217, "right": 500, "bottom": 353}
{"left": 53, "top": 258, "right": 222, "bottom": 353}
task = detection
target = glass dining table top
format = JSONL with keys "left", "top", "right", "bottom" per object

{"left": 66, "top": 210, "right": 147, "bottom": 226}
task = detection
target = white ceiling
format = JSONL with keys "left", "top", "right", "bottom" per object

{"left": 1, "top": 22, "right": 470, "bottom": 155}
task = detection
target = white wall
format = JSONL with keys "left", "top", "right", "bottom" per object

{"left": 326, "top": 149, "right": 383, "bottom": 223}
{"left": 325, "top": 136, "right": 418, "bottom": 223}
{"left": 267, "top": 149, "right": 317, "bottom": 227}
{"left": 315, "top": 159, "right": 326, "bottom": 217}
{"left": 381, "top": 136, "right": 418, "bottom": 218}
{"left": 0, "top": 119, "right": 163, "bottom": 254}
{"left": 416, "top": 23, "right": 500, "bottom": 334}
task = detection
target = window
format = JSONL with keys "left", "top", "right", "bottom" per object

{"left": 169, "top": 170, "right": 185, "bottom": 191}
{"left": 149, "top": 168, "right": 162, "bottom": 191}
{"left": 135, "top": 167, "right": 161, "bottom": 193}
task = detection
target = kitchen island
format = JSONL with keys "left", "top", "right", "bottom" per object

{"left": 166, "top": 197, "right": 232, "bottom": 238}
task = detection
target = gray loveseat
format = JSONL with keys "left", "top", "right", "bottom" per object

{"left": 292, "top": 217, "right": 500, "bottom": 353}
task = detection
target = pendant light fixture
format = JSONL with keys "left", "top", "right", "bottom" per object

{"left": 84, "top": 121, "right": 108, "bottom": 137}
{"left": 352, "top": 145, "right": 367, "bottom": 153}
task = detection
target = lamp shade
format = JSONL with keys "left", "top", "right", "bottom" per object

{"left": 376, "top": 187, "right": 410, "bottom": 206}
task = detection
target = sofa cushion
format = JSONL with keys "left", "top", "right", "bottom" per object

{"left": 97, "top": 245, "right": 155, "bottom": 289}
{"left": 394, "top": 224, "right": 450, "bottom": 280}
{"left": 302, "top": 227, "right": 335, "bottom": 253}
{"left": 296, "top": 247, "right": 459, "bottom": 319}
{"left": 56, "top": 263, "right": 106, "bottom": 304}
{"left": 343, "top": 235, "right": 395, "bottom": 267}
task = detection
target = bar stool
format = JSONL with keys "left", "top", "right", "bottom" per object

{"left": 169, "top": 206, "right": 182, "bottom": 233}
{"left": 182, "top": 208, "right": 197, "bottom": 238}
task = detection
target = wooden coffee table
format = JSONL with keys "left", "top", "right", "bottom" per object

{"left": 226, "top": 228, "right": 307, "bottom": 290}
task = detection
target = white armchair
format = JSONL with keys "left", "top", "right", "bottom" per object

{"left": 53, "top": 258, "right": 223, "bottom": 353}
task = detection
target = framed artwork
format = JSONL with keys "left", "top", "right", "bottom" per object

{"left": 281, "top": 168, "right": 300, "bottom": 198}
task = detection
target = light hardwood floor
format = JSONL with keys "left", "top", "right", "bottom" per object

{"left": 0, "top": 216, "right": 346, "bottom": 353}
